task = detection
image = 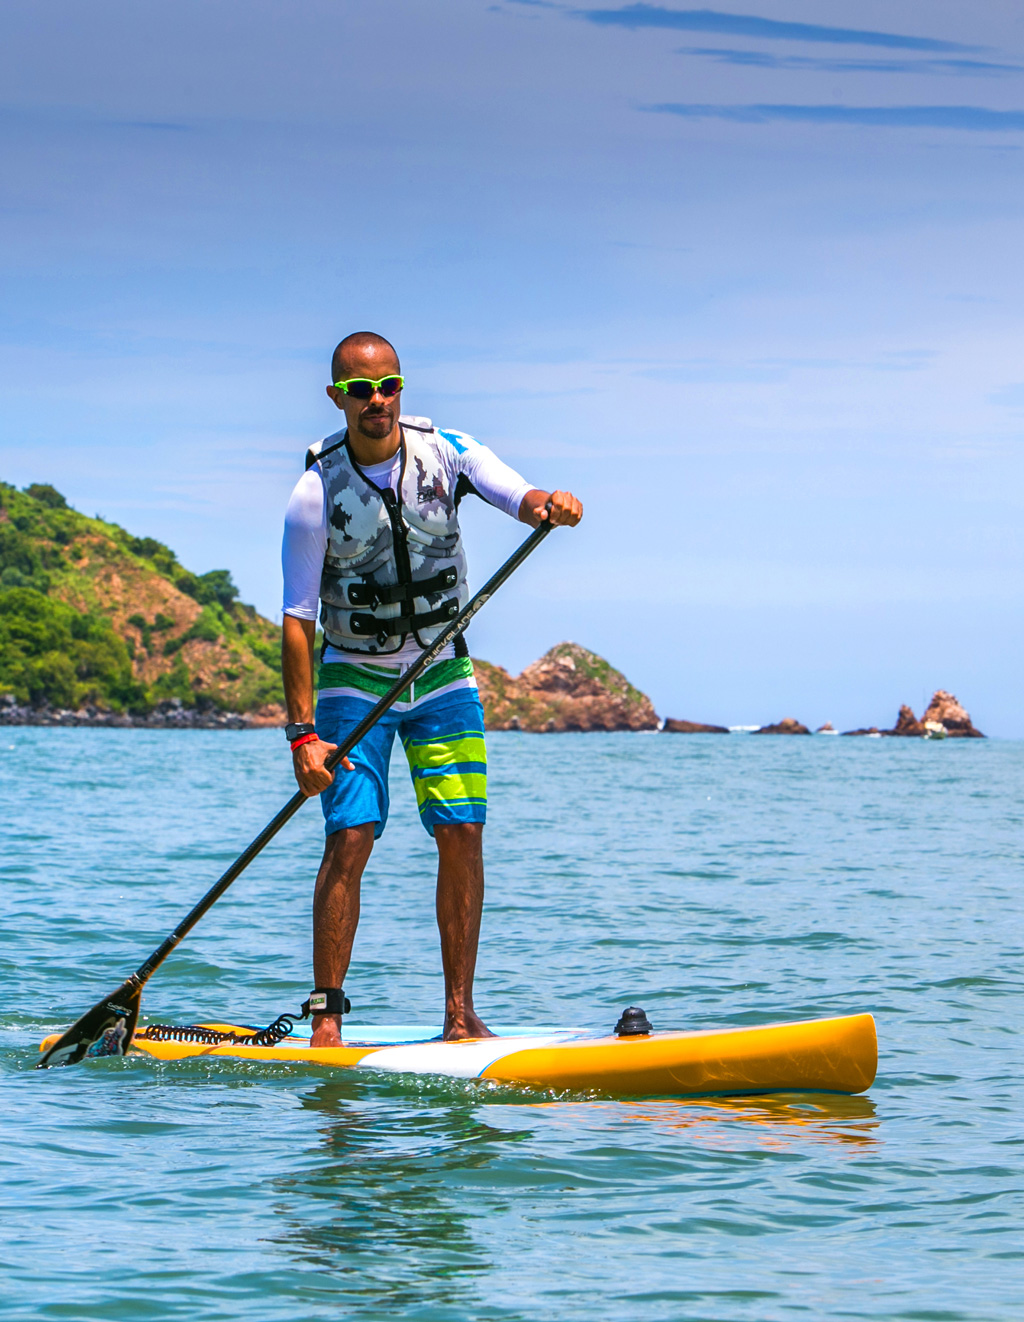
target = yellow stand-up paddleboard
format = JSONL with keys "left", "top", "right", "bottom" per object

{"left": 41, "top": 1011, "right": 877, "bottom": 1097}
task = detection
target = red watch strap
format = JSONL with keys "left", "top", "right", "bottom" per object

{"left": 290, "top": 732, "right": 318, "bottom": 752}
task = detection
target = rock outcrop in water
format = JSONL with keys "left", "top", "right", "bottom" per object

{"left": 662, "top": 718, "right": 730, "bottom": 734}
{"left": 921, "top": 690, "right": 985, "bottom": 738}
{"left": 752, "top": 717, "right": 810, "bottom": 735}
{"left": 473, "top": 643, "right": 658, "bottom": 732}
{"left": 843, "top": 695, "right": 985, "bottom": 739}
{"left": 885, "top": 704, "right": 926, "bottom": 738}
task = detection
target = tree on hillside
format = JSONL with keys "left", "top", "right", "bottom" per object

{"left": 24, "top": 484, "right": 68, "bottom": 510}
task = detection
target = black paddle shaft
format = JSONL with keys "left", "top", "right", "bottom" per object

{"left": 128, "top": 514, "right": 555, "bottom": 988}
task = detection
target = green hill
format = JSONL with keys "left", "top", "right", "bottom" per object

{"left": 0, "top": 482, "right": 283, "bottom": 715}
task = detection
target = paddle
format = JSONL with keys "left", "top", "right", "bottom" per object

{"left": 37, "top": 513, "right": 555, "bottom": 1067}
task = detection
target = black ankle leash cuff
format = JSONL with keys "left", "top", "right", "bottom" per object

{"left": 301, "top": 988, "right": 351, "bottom": 1018}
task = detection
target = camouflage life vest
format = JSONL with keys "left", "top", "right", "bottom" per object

{"left": 305, "top": 417, "right": 469, "bottom": 655}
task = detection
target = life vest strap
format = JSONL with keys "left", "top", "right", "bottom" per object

{"left": 349, "top": 598, "right": 461, "bottom": 644}
{"left": 347, "top": 565, "right": 459, "bottom": 609}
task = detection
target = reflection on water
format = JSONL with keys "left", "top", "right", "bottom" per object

{"left": 270, "top": 1078, "right": 535, "bottom": 1306}
{"left": 612, "top": 1092, "right": 880, "bottom": 1151}
{"left": 266, "top": 1073, "right": 883, "bottom": 1308}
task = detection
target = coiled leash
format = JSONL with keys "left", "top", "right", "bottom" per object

{"left": 134, "top": 988, "right": 350, "bottom": 1049}
{"left": 136, "top": 1015, "right": 298, "bottom": 1048}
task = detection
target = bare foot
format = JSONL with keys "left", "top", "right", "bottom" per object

{"left": 444, "top": 1009, "right": 496, "bottom": 1041}
{"left": 310, "top": 1014, "right": 342, "bottom": 1047}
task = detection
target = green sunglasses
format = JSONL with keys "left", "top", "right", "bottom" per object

{"left": 332, "top": 375, "right": 404, "bottom": 400}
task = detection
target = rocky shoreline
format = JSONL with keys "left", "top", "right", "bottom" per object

{"left": 1, "top": 670, "right": 987, "bottom": 741}
{"left": 0, "top": 695, "right": 285, "bottom": 730}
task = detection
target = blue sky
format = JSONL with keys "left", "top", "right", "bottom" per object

{"left": 2, "top": 1, "right": 1022, "bottom": 733}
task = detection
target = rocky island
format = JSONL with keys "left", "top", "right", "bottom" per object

{"left": 752, "top": 717, "right": 811, "bottom": 736}
{"left": 662, "top": 718, "right": 729, "bottom": 734}
{"left": 473, "top": 642, "right": 658, "bottom": 732}
{"left": 842, "top": 692, "right": 985, "bottom": 738}
{"left": 885, "top": 706, "right": 925, "bottom": 737}
{"left": 920, "top": 691, "right": 985, "bottom": 738}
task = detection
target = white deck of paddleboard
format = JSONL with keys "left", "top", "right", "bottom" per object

{"left": 283, "top": 1024, "right": 581, "bottom": 1045}
{"left": 279, "top": 1024, "right": 585, "bottom": 1079}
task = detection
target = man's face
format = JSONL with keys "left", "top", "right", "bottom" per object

{"left": 326, "top": 345, "right": 402, "bottom": 443}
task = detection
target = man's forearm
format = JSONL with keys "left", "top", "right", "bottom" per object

{"left": 518, "top": 488, "right": 548, "bottom": 525}
{"left": 282, "top": 614, "right": 317, "bottom": 723}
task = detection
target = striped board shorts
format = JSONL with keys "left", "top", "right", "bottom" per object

{"left": 314, "top": 655, "right": 487, "bottom": 838}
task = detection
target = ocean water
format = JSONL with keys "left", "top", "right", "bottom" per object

{"left": 1, "top": 729, "right": 1022, "bottom": 1322}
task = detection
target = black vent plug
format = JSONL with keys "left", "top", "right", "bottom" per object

{"left": 614, "top": 1006, "right": 653, "bottom": 1037}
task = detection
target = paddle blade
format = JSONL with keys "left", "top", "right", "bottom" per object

{"left": 36, "top": 979, "right": 142, "bottom": 1068}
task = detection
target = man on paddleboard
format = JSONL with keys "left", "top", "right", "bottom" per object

{"left": 281, "top": 332, "right": 582, "bottom": 1045}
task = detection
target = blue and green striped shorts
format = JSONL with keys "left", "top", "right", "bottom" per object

{"left": 314, "top": 656, "right": 486, "bottom": 838}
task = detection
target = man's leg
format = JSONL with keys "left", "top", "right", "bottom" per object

{"left": 399, "top": 682, "right": 489, "bottom": 1039}
{"left": 309, "top": 687, "right": 398, "bottom": 1047}
{"left": 311, "top": 822, "right": 375, "bottom": 1047}
{"left": 434, "top": 822, "right": 494, "bottom": 1040}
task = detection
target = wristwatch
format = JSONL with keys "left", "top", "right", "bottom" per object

{"left": 285, "top": 722, "right": 316, "bottom": 743}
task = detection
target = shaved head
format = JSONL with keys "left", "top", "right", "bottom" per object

{"left": 331, "top": 331, "right": 399, "bottom": 383}
{"left": 326, "top": 332, "right": 404, "bottom": 452}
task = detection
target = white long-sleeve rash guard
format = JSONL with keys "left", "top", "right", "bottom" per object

{"left": 282, "top": 429, "right": 534, "bottom": 666}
